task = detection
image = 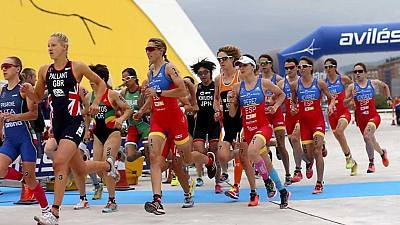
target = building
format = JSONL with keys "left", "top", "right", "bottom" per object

{"left": 377, "top": 57, "right": 400, "bottom": 97}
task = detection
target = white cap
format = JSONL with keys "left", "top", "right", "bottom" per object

{"left": 235, "top": 56, "right": 256, "bottom": 68}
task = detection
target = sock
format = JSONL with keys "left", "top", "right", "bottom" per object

{"left": 153, "top": 194, "right": 162, "bottom": 201}
{"left": 269, "top": 168, "right": 284, "bottom": 191}
{"left": 344, "top": 152, "right": 351, "bottom": 157}
{"left": 4, "top": 167, "right": 23, "bottom": 180}
{"left": 250, "top": 189, "right": 256, "bottom": 194}
{"left": 234, "top": 156, "right": 243, "bottom": 185}
{"left": 108, "top": 197, "right": 115, "bottom": 203}
{"left": 254, "top": 160, "right": 268, "bottom": 180}
{"left": 80, "top": 195, "right": 87, "bottom": 201}
{"left": 31, "top": 183, "right": 49, "bottom": 209}
{"left": 369, "top": 158, "right": 374, "bottom": 164}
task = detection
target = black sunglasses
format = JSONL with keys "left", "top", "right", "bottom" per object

{"left": 353, "top": 69, "right": 364, "bottom": 74}
{"left": 324, "top": 64, "right": 336, "bottom": 69}
{"left": 217, "top": 56, "right": 232, "bottom": 62}
{"left": 145, "top": 46, "right": 159, "bottom": 52}
{"left": 285, "top": 65, "right": 296, "bottom": 71}
{"left": 197, "top": 70, "right": 210, "bottom": 77}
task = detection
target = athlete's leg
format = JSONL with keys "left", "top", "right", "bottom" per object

{"left": 289, "top": 123, "right": 302, "bottom": 170}
{"left": 313, "top": 134, "right": 325, "bottom": 183}
{"left": 102, "top": 132, "right": 121, "bottom": 202}
{"left": 239, "top": 141, "right": 255, "bottom": 190}
{"left": 193, "top": 140, "right": 206, "bottom": 178}
{"left": 44, "top": 137, "right": 58, "bottom": 160}
{"left": 275, "top": 129, "right": 290, "bottom": 181}
{"left": 22, "top": 162, "right": 49, "bottom": 212}
{"left": 149, "top": 134, "right": 166, "bottom": 196}
{"left": 333, "top": 119, "right": 351, "bottom": 156}
{"left": 0, "top": 154, "right": 13, "bottom": 178}
{"left": 363, "top": 124, "right": 377, "bottom": 159}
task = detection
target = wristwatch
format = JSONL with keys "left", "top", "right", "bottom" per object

{"left": 387, "top": 96, "right": 393, "bottom": 101}
{"left": 156, "top": 89, "right": 162, "bottom": 97}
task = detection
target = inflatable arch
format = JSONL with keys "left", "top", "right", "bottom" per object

{"left": 277, "top": 22, "right": 400, "bottom": 74}
{"left": 0, "top": 0, "right": 216, "bottom": 88}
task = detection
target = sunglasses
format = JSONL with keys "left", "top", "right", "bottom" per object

{"left": 324, "top": 64, "right": 336, "bottom": 69}
{"left": 259, "top": 60, "right": 272, "bottom": 66}
{"left": 197, "top": 70, "right": 209, "bottom": 77}
{"left": 285, "top": 65, "right": 296, "bottom": 71}
{"left": 298, "top": 64, "right": 312, "bottom": 69}
{"left": 145, "top": 46, "right": 159, "bottom": 52}
{"left": 353, "top": 69, "right": 364, "bottom": 74}
{"left": 1, "top": 63, "right": 17, "bottom": 70}
{"left": 217, "top": 56, "right": 232, "bottom": 62}
{"left": 122, "top": 76, "right": 136, "bottom": 82}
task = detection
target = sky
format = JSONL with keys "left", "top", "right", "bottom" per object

{"left": 177, "top": 0, "right": 400, "bottom": 69}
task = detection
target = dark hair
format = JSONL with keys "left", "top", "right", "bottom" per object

{"left": 284, "top": 57, "right": 298, "bottom": 65}
{"left": 89, "top": 64, "right": 109, "bottom": 83}
{"left": 148, "top": 37, "right": 169, "bottom": 62}
{"left": 183, "top": 76, "right": 195, "bottom": 84}
{"left": 122, "top": 67, "right": 139, "bottom": 85}
{"left": 243, "top": 54, "right": 258, "bottom": 72}
{"left": 324, "top": 58, "right": 339, "bottom": 74}
{"left": 354, "top": 62, "right": 367, "bottom": 72}
{"left": 190, "top": 58, "right": 216, "bottom": 79}
{"left": 258, "top": 53, "right": 275, "bottom": 73}
{"left": 21, "top": 68, "right": 36, "bottom": 81}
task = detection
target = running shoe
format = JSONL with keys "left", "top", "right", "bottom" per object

{"left": 248, "top": 192, "right": 259, "bottom": 207}
{"left": 205, "top": 152, "right": 217, "bottom": 179}
{"left": 381, "top": 149, "right": 389, "bottom": 167}
{"left": 312, "top": 182, "right": 323, "bottom": 194}
{"left": 291, "top": 170, "right": 303, "bottom": 183}
{"left": 144, "top": 199, "right": 165, "bottom": 215}
{"left": 106, "top": 157, "right": 120, "bottom": 182}
{"left": 279, "top": 189, "right": 290, "bottom": 209}
{"left": 350, "top": 161, "right": 358, "bottom": 176}
{"left": 284, "top": 174, "right": 292, "bottom": 186}
{"left": 345, "top": 156, "right": 355, "bottom": 169}
{"left": 170, "top": 175, "right": 179, "bottom": 186}
{"left": 196, "top": 177, "right": 204, "bottom": 187}
{"left": 225, "top": 185, "right": 239, "bottom": 199}
{"left": 34, "top": 211, "right": 58, "bottom": 225}
{"left": 189, "top": 177, "right": 195, "bottom": 197}
{"left": 306, "top": 162, "right": 313, "bottom": 179}
{"left": 322, "top": 144, "right": 328, "bottom": 157}
{"left": 215, "top": 184, "right": 223, "bottom": 194}
{"left": 92, "top": 183, "right": 103, "bottom": 200}
{"left": 220, "top": 172, "right": 229, "bottom": 182}
{"left": 264, "top": 178, "right": 277, "bottom": 199}
{"left": 73, "top": 199, "right": 89, "bottom": 210}
{"left": 182, "top": 193, "right": 194, "bottom": 208}
{"left": 367, "top": 163, "right": 375, "bottom": 173}
{"left": 102, "top": 201, "right": 118, "bottom": 213}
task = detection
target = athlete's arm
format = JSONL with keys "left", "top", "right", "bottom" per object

{"left": 318, "top": 79, "right": 336, "bottom": 115}
{"left": 74, "top": 61, "right": 106, "bottom": 115}
{"left": 213, "top": 75, "right": 222, "bottom": 112}
{"left": 5, "top": 83, "right": 39, "bottom": 121}
{"left": 263, "top": 79, "right": 285, "bottom": 114}
{"left": 228, "top": 83, "right": 240, "bottom": 118}
{"left": 183, "top": 78, "right": 199, "bottom": 112}
{"left": 276, "top": 74, "right": 284, "bottom": 83}
{"left": 344, "top": 83, "right": 355, "bottom": 107}
{"left": 83, "top": 93, "right": 92, "bottom": 141}
{"left": 372, "top": 79, "right": 392, "bottom": 107}
{"left": 146, "top": 63, "right": 187, "bottom": 98}
{"left": 110, "top": 90, "right": 132, "bottom": 130}
{"left": 289, "top": 80, "right": 299, "bottom": 115}
{"left": 277, "top": 79, "right": 284, "bottom": 90}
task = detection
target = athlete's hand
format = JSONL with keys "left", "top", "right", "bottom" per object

{"left": 266, "top": 105, "right": 277, "bottom": 114}
{"left": 89, "top": 103, "right": 100, "bottom": 116}
{"left": 214, "top": 110, "right": 222, "bottom": 122}
{"left": 144, "top": 88, "right": 157, "bottom": 98}
{"left": 133, "top": 110, "right": 143, "bottom": 121}
{"left": 290, "top": 104, "right": 298, "bottom": 116}
{"left": 19, "top": 83, "right": 34, "bottom": 95}
{"left": 184, "top": 104, "right": 194, "bottom": 114}
{"left": 193, "top": 104, "right": 199, "bottom": 113}
{"left": 227, "top": 91, "right": 237, "bottom": 103}
{"left": 1, "top": 112, "right": 18, "bottom": 121}
{"left": 328, "top": 103, "right": 335, "bottom": 116}
{"left": 387, "top": 99, "right": 393, "bottom": 108}
{"left": 114, "top": 118, "right": 124, "bottom": 130}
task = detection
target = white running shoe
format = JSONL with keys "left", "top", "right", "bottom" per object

{"left": 34, "top": 211, "right": 58, "bottom": 225}
{"left": 73, "top": 199, "right": 89, "bottom": 210}
{"left": 106, "top": 157, "right": 120, "bottom": 182}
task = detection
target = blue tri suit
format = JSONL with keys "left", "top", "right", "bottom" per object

{"left": 0, "top": 83, "right": 37, "bottom": 162}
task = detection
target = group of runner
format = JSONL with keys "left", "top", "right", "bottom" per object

{"left": 0, "top": 33, "right": 393, "bottom": 224}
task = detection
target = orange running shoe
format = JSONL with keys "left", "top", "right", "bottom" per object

{"left": 381, "top": 149, "right": 389, "bottom": 167}
{"left": 312, "top": 182, "right": 323, "bottom": 194}
{"left": 248, "top": 192, "right": 259, "bottom": 207}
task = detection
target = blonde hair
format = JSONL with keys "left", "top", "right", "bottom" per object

{"left": 50, "top": 32, "right": 69, "bottom": 53}
{"left": 148, "top": 37, "right": 168, "bottom": 62}
{"left": 217, "top": 45, "right": 241, "bottom": 61}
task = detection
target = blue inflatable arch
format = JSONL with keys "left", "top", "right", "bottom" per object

{"left": 277, "top": 22, "right": 400, "bottom": 74}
